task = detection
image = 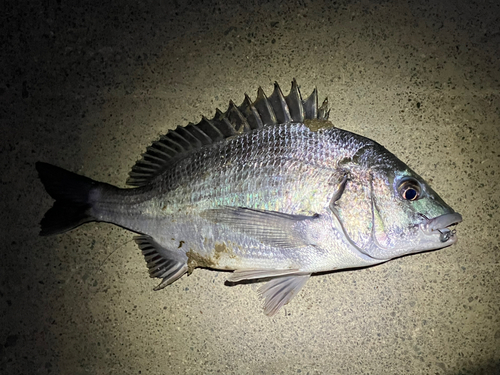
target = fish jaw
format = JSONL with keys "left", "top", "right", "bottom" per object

{"left": 417, "top": 212, "right": 463, "bottom": 245}
{"left": 366, "top": 211, "right": 463, "bottom": 260}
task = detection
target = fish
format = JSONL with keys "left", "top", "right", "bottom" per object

{"left": 36, "top": 80, "right": 462, "bottom": 316}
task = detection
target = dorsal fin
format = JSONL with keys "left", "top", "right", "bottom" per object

{"left": 126, "top": 79, "right": 330, "bottom": 187}
{"left": 268, "top": 82, "right": 292, "bottom": 123}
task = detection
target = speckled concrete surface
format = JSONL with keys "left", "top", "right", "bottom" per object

{"left": 2, "top": 0, "right": 499, "bottom": 374}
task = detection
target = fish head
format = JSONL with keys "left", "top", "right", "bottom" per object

{"left": 332, "top": 146, "right": 462, "bottom": 261}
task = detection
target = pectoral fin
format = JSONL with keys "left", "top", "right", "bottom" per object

{"left": 201, "top": 207, "right": 318, "bottom": 248}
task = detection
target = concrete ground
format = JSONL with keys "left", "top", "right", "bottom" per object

{"left": 1, "top": 0, "right": 499, "bottom": 374}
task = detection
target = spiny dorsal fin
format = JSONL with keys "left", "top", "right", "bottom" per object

{"left": 285, "top": 79, "right": 305, "bottom": 122}
{"left": 268, "top": 82, "right": 292, "bottom": 123}
{"left": 126, "top": 79, "right": 330, "bottom": 187}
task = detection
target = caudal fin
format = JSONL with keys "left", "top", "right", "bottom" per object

{"left": 36, "top": 162, "right": 98, "bottom": 236}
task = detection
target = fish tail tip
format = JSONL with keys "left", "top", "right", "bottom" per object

{"left": 36, "top": 161, "right": 97, "bottom": 236}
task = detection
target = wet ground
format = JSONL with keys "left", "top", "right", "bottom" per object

{"left": 2, "top": 0, "right": 499, "bottom": 374}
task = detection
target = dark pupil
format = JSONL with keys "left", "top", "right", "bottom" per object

{"left": 404, "top": 187, "right": 417, "bottom": 200}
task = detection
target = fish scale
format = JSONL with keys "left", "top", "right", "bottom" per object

{"left": 160, "top": 125, "right": 339, "bottom": 210}
{"left": 36, "top": 80, "right": 462, "bottom": 316}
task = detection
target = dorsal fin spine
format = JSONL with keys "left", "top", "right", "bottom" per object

{"left": 174, "top": 126, "right": 202, "bottom": 148}
{"left": 268, "top": 82, "right": 292, "bottom": 123}
{"left": 285, "top": 79, "right": 305, "bottom": 122}
{"left": 318, "top": 98, "right": 330, "bottom": 120}
{"left": 185, "top": 124, "right": 212, "bottom": 145}
{"left": 239, "top": 94, "right": 264, "bottom": 130}
{"left": 303, "top": 88, "right": 318, "bottom": 119}
{"left": 197, "top": 116, "right": 224, "bottom": 141}
{"left": 164, "top": 131, "right": 191, "bottom": 149}
{"left": 226, "top": 101, "right": 251, "bottom": 133}
{"left": 253, "top": 87, "right": 277, "bottom": 126}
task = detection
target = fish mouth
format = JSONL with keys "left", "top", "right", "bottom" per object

{"left": 419, "top": 212, "right": 463, "bottom": 242}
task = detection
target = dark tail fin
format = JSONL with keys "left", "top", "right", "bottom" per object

{"left": 36, "top": 162, "right": 99, "bottom": 236}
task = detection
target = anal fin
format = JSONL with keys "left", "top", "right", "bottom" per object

{"left": 259, "top": 274, "right": 311, "bottom": 316}
{"left": 227, "top": 269, "right": 311, "bottom": 316}
{"left": 134, "top": 235, "right": 188, "bottom": 290}
{"left": 227, "top": 268, "right": 303, "bottom": 282}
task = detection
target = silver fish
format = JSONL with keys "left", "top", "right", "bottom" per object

{"left": 37, "top": 80, "right": 462, "bottom": 316}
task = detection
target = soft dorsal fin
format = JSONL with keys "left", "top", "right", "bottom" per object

{"left": 127, "top": 79, "right": 330, "bottom": 187}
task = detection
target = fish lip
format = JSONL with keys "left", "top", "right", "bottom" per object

{"left": 419, "top": 212, "right": 463, "bottom": 240}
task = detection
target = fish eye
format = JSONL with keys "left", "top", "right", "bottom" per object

{"left": 398, "top": 179, "right": 421, "bottom": 201}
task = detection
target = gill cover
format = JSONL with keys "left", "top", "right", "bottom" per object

{"left": 329, "top": 168, "right": 388, "bottom": 259}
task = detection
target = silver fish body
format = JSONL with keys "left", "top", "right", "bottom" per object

{"left": 37, "top": 81, "right": 462, "bottom": 315}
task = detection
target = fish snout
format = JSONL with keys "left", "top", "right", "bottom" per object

{"left": 420, "top": 213, "right": 463, "bottom": 243}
